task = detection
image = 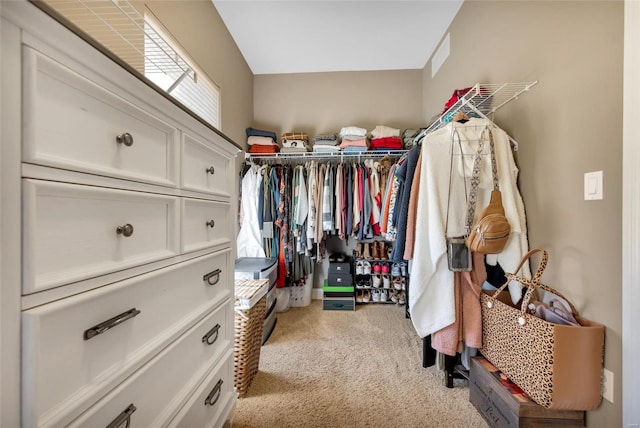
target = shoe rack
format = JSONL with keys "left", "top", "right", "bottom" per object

{"left": 352, "top": 241, "right": 407, "bottom": 305}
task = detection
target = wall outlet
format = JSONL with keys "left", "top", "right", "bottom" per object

{"left": 602, "top": 368, "right": 614, "bottom": 403}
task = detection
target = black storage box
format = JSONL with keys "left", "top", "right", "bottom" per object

{"left": 328, "top": 262, "right": 351, "bottom": 274}
{"left": 327, "top": 273, "right": 352, "bottom": 286}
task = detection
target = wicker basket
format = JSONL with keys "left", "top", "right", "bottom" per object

{"left": 234, "top": 279, "right": 268, "bottom": 397}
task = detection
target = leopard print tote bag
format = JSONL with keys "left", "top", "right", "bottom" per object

{"left": 480, "top": 248, "right": 605, "bottom": 410}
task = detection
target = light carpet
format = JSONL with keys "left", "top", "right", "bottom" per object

{"left": 232, "top": 300, "right": 488, "bottom": 428}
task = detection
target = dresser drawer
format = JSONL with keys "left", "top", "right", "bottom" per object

{"left": 167, "top": 353, "right": 235, "bottom": 428}
{"left": 182, "top": 198, "right": 231, "bottom": 253}
{"left": 67, "top": 304, "right": 232, "bottom": 428}
{"left": 22, "top": 179, "right": 180, "bottom": 294}
{"left": 182, "top": 132, "right": 232, "bottom": 198}
{"left": 22, "top": 250, "right": 231, "bottom": 428}
{"left": 22, "top": 47, "right": 179, "bottom": 187}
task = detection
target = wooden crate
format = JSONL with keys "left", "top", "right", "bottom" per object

{"left": 469, "top": 357, "right": 585, "bottom": 427}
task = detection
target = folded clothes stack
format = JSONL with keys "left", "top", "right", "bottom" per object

{"left": 339, "top": 126, "right": 368, "bottom": 150}
{"left": 311, "top": 133, "right": 339, "bottom": 153}
{"left": 246, "top": 127, "right": 279, "bottom": 154}
{"left": 402, "top": 129, "right": 421, "bottom": 148}
{"left": 369, "top": 125, "right": 402, "bottom": 150}
{"left": 281, "top": 132, "right": 310, "bottom": 153}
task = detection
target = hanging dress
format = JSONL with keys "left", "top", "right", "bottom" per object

{"left": 237, "top": 167, "right": 266, "bottom": 258}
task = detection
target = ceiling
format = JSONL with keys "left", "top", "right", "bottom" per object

{"left": 211, "top": 1, "right": 464, "bottom": 75}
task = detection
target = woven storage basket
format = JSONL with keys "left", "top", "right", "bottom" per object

{"left": 234, "top": 279, "right": 268, "bottom": 397}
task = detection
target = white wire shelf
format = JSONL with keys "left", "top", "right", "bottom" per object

{"left": 42, "top": 0, "right": 192, "bottom": 76}
{"left": 416, "top": 81, "right": 538, "bottom": 149}
{"left": 244, "top": 150, "right": 409, "bottom": 163}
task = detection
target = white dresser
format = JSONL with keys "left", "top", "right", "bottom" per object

{"left": 0, "top": 2, "right": 240, "bottom": 427}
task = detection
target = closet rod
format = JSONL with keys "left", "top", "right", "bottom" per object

{"left": 244, "top": 150, "right": 409, "bottom": 164}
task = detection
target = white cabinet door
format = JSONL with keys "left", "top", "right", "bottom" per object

{"left": 182, "top": 198, "right": 231, "bottom": 253}
{"left": 22, "top": 179, "right": 180, "bottom": 293}
{"left": 22, "top": 250, "right": 231, "bottom": 428}
{"left": 22, "top": 47, "right": 179, "bottom": 187}
{"left": 181, "top": 132, "right": 232, "bottom": 198}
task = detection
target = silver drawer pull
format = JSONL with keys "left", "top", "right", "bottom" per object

{"left": 202, "top": 323, "right": 221, "bottom": 345}
{"left": 116, "top": 224, "right": 134, "bottom": 237}
{"left": 116, "top": 133, "right": 134, "bottom": 147}
{"left": 206, "top": 219, "right": 215, "bottom": 228}
{"left": 204, "top": 379, "right": 223, "bottom": 406}
{"left": 84, "top": 308, "right": 141, "bottom": 340}
{"left": 205, "top": 166, "right": 215, "bottom": 175}
{"left": 203, "top": 268, "right": 221, "bottom": 286}
{"left": 106, "top": 404, "right": 136, "bottom": 428}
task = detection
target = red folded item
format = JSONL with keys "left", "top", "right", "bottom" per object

{"left": 369, "top": 137, "right": 402, "bottom": 150}
{"left": 442, "top": 87, "right": 473, "bottom": 113}
{"left": 249, "top": 144, "right": 279, "bottom": 154}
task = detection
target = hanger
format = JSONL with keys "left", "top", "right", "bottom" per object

{"left": 452, "top": 112, "right": 470, "bottom": 123}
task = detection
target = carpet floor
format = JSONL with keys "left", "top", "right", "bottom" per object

{"left": 232, "top": 300, "right": 488, "bottom": 428}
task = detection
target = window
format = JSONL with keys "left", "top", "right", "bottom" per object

{"left": 41, "top": 0, "right": 221, "bottom": 130}
{"left": 144, "top": 14, "right": 221, "bottom": 129}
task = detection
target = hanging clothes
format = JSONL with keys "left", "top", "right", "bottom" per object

{"left": 242, "top": 154, "right": 408, "bottom": 286}
{"left": 379, "top": 162, "right": 398, "bottom": 236}
{"left": 391, "top": 144, "right": 421, "bottom": 262}
{"left": 315, "top": 164, "right": 327, "bottom": 260}
{"left": 403, "top": 150, "right": 423, "bottom": 261}
{"left": 237, "top": 167, "right": 267, "bottom": 258}
{"left": 409, "top": 118, "right": 531, "bottom": 338}
{"left": 431, "top": 252, "right": 485, "bottom": 356}
{"left": 367, "top": 159, "right": 382, "bottom": 236}
{"left": 306, "top": 161, "right": 317, "bottom": 251}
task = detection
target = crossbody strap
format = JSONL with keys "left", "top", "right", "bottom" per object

{"left": 464, "top": 126, "right": 499, "bottom": 235}
{"left": 445, "top": 128, "right": 468, "bottom": 237}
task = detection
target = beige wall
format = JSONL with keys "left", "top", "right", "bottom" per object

{"left": 422, "top": 1, "right": 623, "bottom": 425}
{"left": 144, "top": 0, "right": 253, "bottom": 147}
{"left": 253, "top": 70, "right": 423, "bottom": 139}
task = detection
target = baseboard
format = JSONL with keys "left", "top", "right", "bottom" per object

{"left": 312, "top": 288, "right": 323, "bottom": 300}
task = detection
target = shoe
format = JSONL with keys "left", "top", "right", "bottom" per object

{"left": 372, "top": 289, "right": 381, "bottom": 302}
{"left": 363, "top": 290, "right": 371, "bottom": 303}
{"left": 380, "top": 290, "right": 388, "bottom": 302}
{"left": 356, "top": 290, "right": 363, "bottom": 303}
{"left": 355, "top": 243, "right": 363, "bottom": 259}
{"left": 398, "top": 291, "right": 406, "bottom": 305}
{"left": 379, "top": 242, "right": 387, "bottom": 260}
{"left": 363, "top": 242, "right": 372, "bottom": 260}
{"left": 372, "top": 274, "right": 382, "bottom": 288}
{"left": 363, "top": 261, "right": 372, "bottom": 275}
{"left": 372, "top": 241, "right": 380, "bottom": 259}
{"left": 381, "top": 263, "right": 390, "bottom": 274}
{"left": 401, "top": 278, "right": 406, "bottom": 291}
{"left": 356, "top": 261, "right": 364, "bottom": 275}
{"left": 382, "top": 275, "right": 391, "bottom": 289}
{"left": 393, "top": 277, "right": 402, "bottom": 290}
{"left": 390, "top": 290, "right": 399, "bottom": 304}
{"left": 400, "top": 262, "right": 407, "bottom": 277}
{"left": 386, "top": 245, "right": 393, "bottom": 259}
{"left": 391, "top": 263, "right": 401, "bottom": 277}
{"left": 373, "top": 263, "right": 382, "bottom": 274}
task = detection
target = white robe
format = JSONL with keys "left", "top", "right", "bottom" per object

{"left": 409, "top": 119, "right": 531, "bottom": 338}
{"left": 236, "top": 167, "right": 266, "bottom": 258}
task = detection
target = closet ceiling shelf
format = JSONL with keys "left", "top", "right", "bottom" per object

{"left": 418, "top": 81, "right": 539, "bottom": 150}
{"left": 244, "top": 150, "right": 409, "bottom": 163}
